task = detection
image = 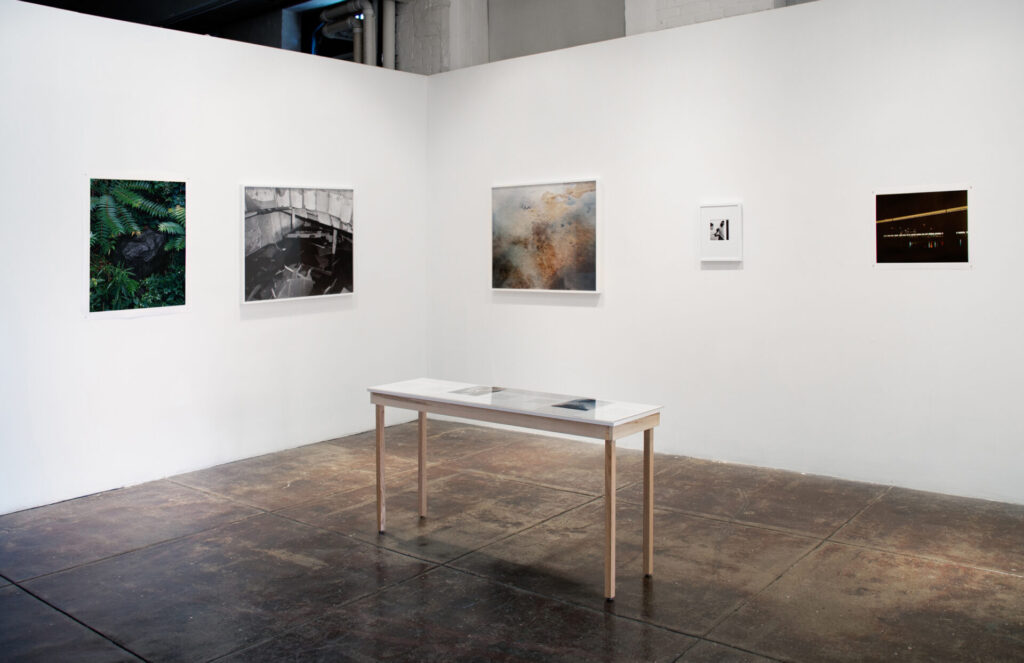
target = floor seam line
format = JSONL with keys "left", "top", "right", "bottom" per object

{"left": 426, "top": 440, "right": 520, "bottom": 464}
{"left": 205, "top": 565, "right": 442, "bottom": 662}
{"left": 266, "top": 511, "right": 442, "bottom": 566}
{"left": 671, "top": 638, "right": 701, "bottom": 663}
{"left": 616, "top": 498, "right": 825, "bottom": 542}
{"left": 441, "top": 496, "right": 603, "bottom": 567}
{"left": 820, "top": 539, "right": 1024, "bottom": 579}
{"left": 9, "top": 511, "right": 269, "bottom": 584}
{"left": 8, "top": 583, "right": 151, "bottom": 662}
{"left": 434, "top": 564, "right": 703, "bottom": 639}
{"left": 699, "top": 537, "right": 829, "bottom": 639}
{"left": 697, "top": 487, "right": 897, "bottom": 640}
{"left": 452, "top": 468, "right": 602, "bottom": 497}
{"left": 687, "top": 636, "right": 789, "bottom": 662}
{"left": 164, "top": 478, "right": 276, "bottom": 512}
{"left": 825, "top": 484, "right": 892, "bottom": 542}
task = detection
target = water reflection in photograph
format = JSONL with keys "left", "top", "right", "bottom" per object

{"left": 876, "top": 190, "right": 967, "bottom": 263}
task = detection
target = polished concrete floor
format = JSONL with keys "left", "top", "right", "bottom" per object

{"left": 2, "top": 421, "right": 1023, "bottom": 662}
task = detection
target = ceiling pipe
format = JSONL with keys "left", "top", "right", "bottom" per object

{"left": 352, "top": 20, "right": 364, "bottom": 64}
{"left": 381, "top": 0, "right": 395, "bottom": 69}
{"left": 322, "top": 16, "right": 364, "bottom": 62}
{"left": 321, "top": 15, "right": 357, "bottom": 38}
{"left": 321, "top": 0, "right": 377, "bottom": 66}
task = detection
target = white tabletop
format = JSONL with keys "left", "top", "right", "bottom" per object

{"left": 369, "top": 378, "right": 661, "bottom": 427}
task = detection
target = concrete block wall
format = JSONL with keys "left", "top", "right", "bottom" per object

{"left": 657, "top": 0, "right": 776, "bottom": 27}
{"left": 396, "top": 0, "right": 451, "bottom": 75}
{"left": 399, "top": 0, "right": 811, "bottom": 73}
{"left": 626, "top": 0, "right": 785, "bottom": 35}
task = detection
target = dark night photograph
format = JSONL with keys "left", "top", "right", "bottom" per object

{"left": 876, "top": 190, "right": 968, "bottom": 263}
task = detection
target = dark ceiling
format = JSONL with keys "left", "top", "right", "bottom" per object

{"left": 25, "top": 0, "right": 313, "bottom": 32}
{"left": 23, "top": 0, "right": 352, "bottom": 57}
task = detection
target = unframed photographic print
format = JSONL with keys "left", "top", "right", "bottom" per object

{"left": 552, "top": 398, "right": 601, "bottom": 411}
{"left": 244, "top": 186, "right": 353, "bottom": 301}
{"left": 492, "top": 180, "right": 597, "bottom": 291}
{"left": 876, "top": 190, "right": 968, "bottom": 263}
{"left": 451, "top": 386, "right": 506, "bottom": 396}
{"left": 89, "top": 178, "right": 186, "bottom": 313}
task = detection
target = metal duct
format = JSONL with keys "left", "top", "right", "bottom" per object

{"left": 320, "top": 0, "right": 377, "bottom": 65}
{"left": 322, "top": 14, "right": 357, "bottom": 38}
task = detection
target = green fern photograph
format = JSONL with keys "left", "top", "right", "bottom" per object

{"left": 89, "top": 178, "right": 186, "bottom": 312}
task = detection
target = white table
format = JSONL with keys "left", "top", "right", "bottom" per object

{"left": 368, "top": 378, "right": 662, "bottom": 600}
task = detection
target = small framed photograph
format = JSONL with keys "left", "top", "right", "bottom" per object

{"left": 699, "top": 203, "right": 743, "bottom": 262}
{"left": 242, "top": 186, "right": 354, "bottom": 303}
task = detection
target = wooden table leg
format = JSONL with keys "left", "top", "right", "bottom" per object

{"left": 418, "top": 411, "right": 427, "bottom": 518}
{"left": 643, "top": 428, "right": 654, "bottom": 577}
{"left": 376, "top": 404, "right": 386, "bottom": 533}
{"left": 605, "top": 437, "right": 616, "bottom": 601}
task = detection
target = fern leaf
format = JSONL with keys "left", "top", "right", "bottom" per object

{"left": 117, "top": 202, "right": 142, "bottom": 235}
{"left": 93, "top": 194, "right": 124, "bottom": 238}
{"left": 141, "top": 199, "right": 172, "bottom": 218}
{"left": 157, "top": 221, "right": 185, "bottom": 235}
{"left": 112, "top": 187, "right": 171, "bottom": 219}
{"left": 118, "top": 180, "right": 151, "bottom": 191}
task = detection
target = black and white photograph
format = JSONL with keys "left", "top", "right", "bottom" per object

{"left": 710, "top": 219, "right": 729, "bottom": 241}
{"left": 699, "top": 203, "right": 743, "bottom": 262}
{"left": 876, "top": 189, "right": 968, "bottom": 263}
{"left": 243, "top": 186, "right": 353, "bottom": 302}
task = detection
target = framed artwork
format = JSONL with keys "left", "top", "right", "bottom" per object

{"left": 875, "top": 189, "right": 968, "bottom": 264}
{"left": 492, "top": 180, "right": 598, "bottom": 292}
{"left": 88, "top": 177, "right": 186, "bottom": 314}
{"left": 699, "top": 203, "right": 743, "bottom": 262}
{"left": 243, "top": 186, "right": 353, "bottom": 302}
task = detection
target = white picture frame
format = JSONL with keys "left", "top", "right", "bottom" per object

{"left": 699, "top": 203, "right": 743, "bottom": 262}
{"left": 241, "top": 185, "right": 354, "bottom": 304}
{"left": 491, "top": 179, "right": 600, "bottom": 293}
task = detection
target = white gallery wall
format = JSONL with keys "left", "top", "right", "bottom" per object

{"left": 0, "top": 0, "right": 429, "bottom": 514}
{"left": 426, "top": 0, "right": 1024, "bottom": 504}
{"left": 2, "top": 0, "right": 1023, "bottom": 515}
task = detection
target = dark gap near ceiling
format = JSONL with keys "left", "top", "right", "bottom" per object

{"left": 22, "top": 0, "right": 356, "bottom": 60}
